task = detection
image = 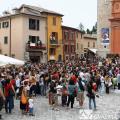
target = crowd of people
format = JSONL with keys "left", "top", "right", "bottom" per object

{"left": 0, "top": 56, "right": 120, "bottom": 119}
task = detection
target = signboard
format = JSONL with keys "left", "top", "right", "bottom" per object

{"left": 101, "top": 28, "right": 110, "bottom": 47}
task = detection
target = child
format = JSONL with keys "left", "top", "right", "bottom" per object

{"left": 28, "top": 95, "right": 35, "bottom": 116}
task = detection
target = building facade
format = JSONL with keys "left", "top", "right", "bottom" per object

{"left": 0, "top": 4, "right": 64, "bottom": 62}
{"left": 80, "top": 34, "right": 97, "bottom": 57}
{"left": 97, "top": 0, "right": 112, "bottom": 57}
{"left": 110, "top": 0, "right": 120, "bottom": 54}
{"left": 42, "top": 12, "right": 63, "bottom": 61}
{"left": 0, "top": 5, "right": 47, "bottom": 62}
{"left": 62, "top": 26, "right": 78, "bottom": 61}
{"left": 76, "top": 30, "right": 82, "bottom": 58}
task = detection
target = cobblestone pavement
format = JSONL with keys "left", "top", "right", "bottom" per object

{"left": 1, "top": 90, "right": 120, "bottom": 120}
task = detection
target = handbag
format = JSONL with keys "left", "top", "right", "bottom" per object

{"left": 21, "top": 91, "right": 27, "bottom": 104}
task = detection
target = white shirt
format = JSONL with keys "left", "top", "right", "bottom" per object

{"left": 16, "top": 79, "right": 20, "bottom": 88}
{"left": 28, "top": 98, "right": 34, "bottom": 108}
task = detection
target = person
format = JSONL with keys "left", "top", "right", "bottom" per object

{"left": 77, "top": 77, "right": 85, "bottom": 108}
{"left": 15, "top": 75, "right": 21, "bottom": 99}
{"left": 39, "top": 76, "right": 45, "bottom": 96}
{"left": 0, "top": 80, "right": 5, "bottom": 119}
{"left": 29, "top": 75, "right": 37, "bottom": 96}
{"left": 87, "top": 80, "right": 96, "bottom": 110}
{"left": 117, "top": 71, "right": 120, "bottom": 90}
{"left": 100, "top": 74, "right": 105, "bottom": 94}
{"left": 61, "top": 79, "right": 68, "bottom": 106}
{"left": 4, "top": 79, "right": 15, "bottom": 114}
{"left": 105, "top": 75, "right": 110, "bottom": 94}
{"left": 20, "top": 85, "right": 28, "bottom": 114}
{"left": 49, "top": 80, "right": 58, "bottom": 110}
{"left": 67, "top": 79, "right": 77, "bottom": 109}
{"left": 112, "top": 75, "right": 117, "bottom": 89}
{"left": 28, "top": 95, "right": 35, "bottom": 116}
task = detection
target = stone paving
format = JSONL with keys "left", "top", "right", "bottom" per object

{"left": 1, "top": 90, "right": 120, "bottom": 120}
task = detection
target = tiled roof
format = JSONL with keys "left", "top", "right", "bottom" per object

{"left": 19, "top": 4, "right": 64, "bottom": 16}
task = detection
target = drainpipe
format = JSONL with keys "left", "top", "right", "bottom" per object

{"left": 9, "top": 17, "right": 11, "bottom": 57}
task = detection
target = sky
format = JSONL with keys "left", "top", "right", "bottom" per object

{"left": 0, "top": 0, "right": 97, "bottom": 30}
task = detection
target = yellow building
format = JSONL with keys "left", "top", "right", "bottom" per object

{"left": 41, "top": 12, "right": 63, "bottom": 61}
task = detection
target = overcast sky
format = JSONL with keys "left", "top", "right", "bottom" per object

{"left": 0, "top": 0, "right": 97, "bottom": 30}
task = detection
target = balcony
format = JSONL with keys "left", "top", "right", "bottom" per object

{"left": 26, "top": 43, "right": 46, "bottom": 52}
{"left": 50, "top": 39, "right": 59, "bottom": 45}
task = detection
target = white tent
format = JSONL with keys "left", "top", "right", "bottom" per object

{"left": 0, "top": 54, "right": 25, "bottom": 66}
{"left": 88, "top": 49, "right": 97, "bottom": 54}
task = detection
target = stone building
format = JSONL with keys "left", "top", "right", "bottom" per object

{"left": 97, "top": 0, "right": 112, "bottom": 57}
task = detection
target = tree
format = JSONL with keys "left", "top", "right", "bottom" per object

{"left": 86, "top": 29, "right": 91, "bottom": 34}
{"left": 91, "top": 22, "right": 97, "bottom": 34}
{"left": 78, "top": 23, "right": 85, "bottom": 34}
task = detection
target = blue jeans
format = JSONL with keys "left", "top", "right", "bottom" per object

{"left": 89, "top": 98, "right": 96, "bottom": 109}
{"left": 40, "top": 85, "right": 44, "bottom": 96}
{"left": 5, "top": 96, "right": 13, "bottom": 113}
{"left": 29, "top": 108, "right": 33, "bottom": 114}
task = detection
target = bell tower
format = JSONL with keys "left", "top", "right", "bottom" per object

{"left": 110, "top": 0, "right": 120, "bottom": 54}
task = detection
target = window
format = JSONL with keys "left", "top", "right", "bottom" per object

{"left": 88, "top": 42, "right": 90, "bottom": 47}
{"left": 52, "top": 32, "right": 58, "bottom": 40}
{"left": 77, "top": 43, "right": 79, "bottom": 50}
{"left": 70, "top": 32, "right": 74, "bottom": 40}
{"left": 4, "top": 36, "right": 8, "bottom": 44}
{"left": 64, "top": 32, "right": 69, "bottom": 40}
{"left": 50, "top": 48, "right": 55, "bottom": 55}
{"left": 2, "top": 21, "right": 9, "bottom": 28}
{"left": 70, "top": 45, "right": 74, "bottom": 53}
{"left": 29, "top": 19, "right": 39, "bottom": 30}
{"left": 76, "top": 32, "right": 78, "bottom": 38}
{"left": 93, "top": 42, "right": 95, "bottom": 48}
{"left": 29, "top": 36, "right": 39, "bottom": 43}
{"left": 65, "top": 45, "right": 69, "bottom": 53}
{"left": 37, "top": 20, "right": 39, "bottom": 30}
{"left": 53, "top": 17, "right": 56, "bottom": 25}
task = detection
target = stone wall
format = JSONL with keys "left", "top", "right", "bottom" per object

{"left": 97, "top": 0, "right": 112, "bottom": 57}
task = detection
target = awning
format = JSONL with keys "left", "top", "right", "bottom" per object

{"left": 0, "top": 54, "right": 25, "bottom": 66}
{"left": 88, "top": 49, "right": 97, "bottom": 54}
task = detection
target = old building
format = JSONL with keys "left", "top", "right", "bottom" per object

{"left": 0, "top": 4, "right": 64, "bottom": 62}
{"left": 0, "top": 4, "right": 47, "bottom": 62}
{"left": 110, "top": 0, "right": 120, "bottom": 54}
{"left": 97, "top": 0, "right": 112, "bottom": 57}
{"left": 43, "top": 9, "right": 63, "bottom": 62}
{"left": 80, "top": 34, "right": 97, "bottom": 57}
{"left": 62, "top": 26, "right": 78, "bottom": 61}
{"left": 75, "top": 30, "right": 83, "bottom": 58}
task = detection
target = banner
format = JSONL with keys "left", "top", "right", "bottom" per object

{"left": 101, "top": 28, "right": 110, "bottom": 47}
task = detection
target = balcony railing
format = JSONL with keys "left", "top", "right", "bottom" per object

{"left": 50, "top": 39, "right": 58, "bottom": 45}
{"left": 26, "top": 43, "right": 46, "bottom": 52}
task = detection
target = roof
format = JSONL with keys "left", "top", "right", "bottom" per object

{"left": 18, "top": 4, "right": 64, "bottom": 16}
{"left": 62, "top": 25, "right": 82, "bottom": 33}
{"left": 83, "top": 34, "right": 97, "bottom": 40}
